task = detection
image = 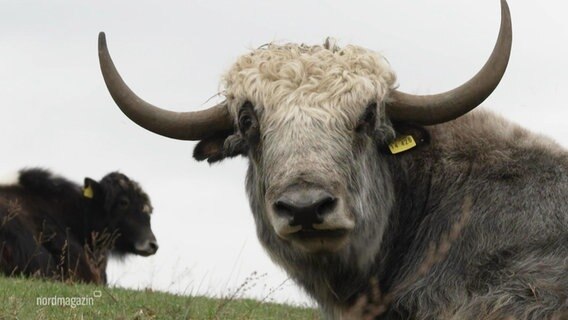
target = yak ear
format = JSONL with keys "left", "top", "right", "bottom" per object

{"left": 193, "top": 136, "right": 227, "bottom": 163}
{"left": 193, "top": 130, "right": 235, "bottom": 163}
{"left": 193, "top": 131, "right": 249, "bottom": 164}
{"left": 83, "top": 178, "right": 102, "bottom": 200}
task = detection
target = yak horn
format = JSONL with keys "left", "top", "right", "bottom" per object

{"left": 98, "top": 32, "right": 233, "bottom": 140}
{"left": 386, "top": 0, "right": 512, "bottom": 125}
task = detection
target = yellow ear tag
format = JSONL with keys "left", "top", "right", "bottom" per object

{"left": 83, "top": 186, "right": 94, "bottom": 199}
{"left": 388, "top": 135, "right": 417, "bottom": 154}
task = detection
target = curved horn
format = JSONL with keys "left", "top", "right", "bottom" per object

{"left": 98, "top": 32, "right": 233, "bottom": 140}
{"left": 386, "top": 0, "right": 512, "bottom": 125}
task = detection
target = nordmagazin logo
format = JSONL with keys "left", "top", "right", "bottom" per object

{"left": 36, "top": 290, "right": 102, "bottom": 308}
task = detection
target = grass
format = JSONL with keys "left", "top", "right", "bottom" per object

{"left": 0, "top": 276, "right": 319, "bottom": 319}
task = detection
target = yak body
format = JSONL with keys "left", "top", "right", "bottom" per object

{"left": 0, "top": 169, "right": 157, "bottom": 284}
{"left": 220, "top": 42, "right": 568, "bottom": 318}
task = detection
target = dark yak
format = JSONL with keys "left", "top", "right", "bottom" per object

{"left": 97, "top": 0, "right": 567, "bottom": 318}
{"left": 0, "top": 169, "right": 158, "bottom": 284}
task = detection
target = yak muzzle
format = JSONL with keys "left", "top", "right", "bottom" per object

{"left": 134, "top": 233, "right": 159, "bottom": 256}
{"left": 269, "top": 185, "right": 354, "bottom": 253}
{"left": 273, "top": 188, "right": 337, "bottom": 227}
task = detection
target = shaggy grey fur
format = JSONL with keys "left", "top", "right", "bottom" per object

{"left": 245, "top": 108, "right": 568, "bottom": 319}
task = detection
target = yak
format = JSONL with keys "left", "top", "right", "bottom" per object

{"left": 0, "top": 168, "right": 157, "bottom": 284}
{"left": 97, "top": 0, "right": 567, "bottom": 318}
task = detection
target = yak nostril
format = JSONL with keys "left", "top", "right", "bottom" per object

{"left": 273, "top": 201, "right": 295, "bottom": 219}
{"left": 148, "top": 241, "right": 159, "bottom": 253}
{"left": 315, "top": 196, "right": 337, "bottom": 218}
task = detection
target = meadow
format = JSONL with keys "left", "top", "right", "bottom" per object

{"left": 0, "top": 276, "right": 319, "bottom": 319}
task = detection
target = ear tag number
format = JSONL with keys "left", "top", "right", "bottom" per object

{"left": 388, "top": 135, "right": 417, "bottom": 154}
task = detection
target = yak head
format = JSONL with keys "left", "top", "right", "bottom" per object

{"left": 84, "top": 172, "right": 158, "bottom": 257}
{"left": 97, "top": 1, "right": 510, "bottom": 269}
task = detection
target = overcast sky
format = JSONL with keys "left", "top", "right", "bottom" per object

{"left": 1, "top": 0, "right": 567, "bottom": 306}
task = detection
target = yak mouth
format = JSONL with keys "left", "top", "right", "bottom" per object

{"left": 286, "top": 227, "right": 350, "bottom": 253}
{"left": 291, "top": 227, "right": 349, "bottom": 240}
{"left": 133, "top": 248, "right": 157, "bottom": 257}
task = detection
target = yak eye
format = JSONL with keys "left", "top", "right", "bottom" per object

{"left": 238, "top": 101, "right": 259, "bottom": 139}
{"left": 118, "top": 197, "right": 130, "bottom": 208}
{"left": 239, "top": 114, "right": 253, "bottom": 131}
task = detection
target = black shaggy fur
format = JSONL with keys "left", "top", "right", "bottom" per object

{"left": 0, "top": 168, "right": 156, "bottom": 284}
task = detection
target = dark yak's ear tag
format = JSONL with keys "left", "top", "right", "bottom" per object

{"left": 83, "top": 178, "right": 100, "bottom": 199}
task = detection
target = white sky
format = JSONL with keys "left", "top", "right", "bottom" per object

{"left": 1, "top": 0, "right": 567, "bottom": 307}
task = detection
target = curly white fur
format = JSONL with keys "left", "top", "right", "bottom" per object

{"left": 222, "top": 39, "right": 397, "bottom": 127}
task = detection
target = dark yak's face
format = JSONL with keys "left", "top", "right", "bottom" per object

{"left": 84, "top": 172, "right": 158, "bottom": 256}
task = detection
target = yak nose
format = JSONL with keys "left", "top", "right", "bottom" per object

{"left": 273, "top": 187, "right": 337, "bottom": 227}
{"left": 135, "top": 234, "right": 159, "bottom": 256}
